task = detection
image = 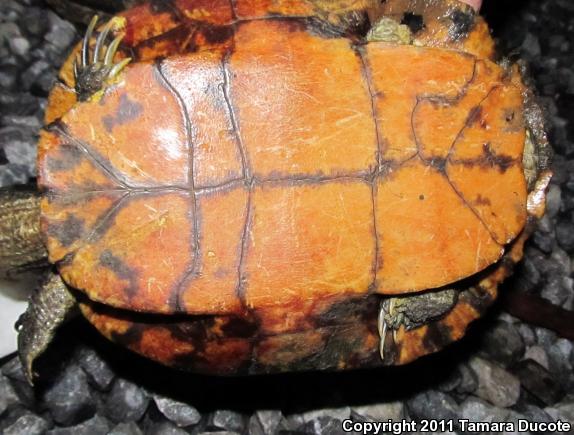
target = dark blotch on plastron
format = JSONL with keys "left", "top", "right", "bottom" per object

{"left": 168, "top": 318, "right": 212, "bottom": 353}
{"left": 401, "top": 12, "right": 424, "bottom": 34}
{"left": 149, "top": 0, "right": 177, "bottom": 15}
{"left": 449, "top": 9, "right": 476, "bottom": 41}
{"left": 170, "top": 346, "right": 213, "bottom": 372}
{"left": 99, "top": 249, "right": 139, "bottom": 297}
{"left": 294, "top": 324, "right": 380, "bottom": 372}
{"left": 465, "top": 106, "right": 483, "bottom": 127}
{"left": 422, "top": 322, "right": 453, "bottom": 352}
{"left": 102, "top": 93, "right": 144, "bottom": 133}
{"left": 47, "top": 214, "right": 85, "bottom": 247}
{"left": 463, "top": 285, "right": 496, "bottom": 315}
{"left": 200, "top": 25, "right": 235, "bottom": 46}
{"left": 110, "top": 323, "right": 145, "bottom": 347}
{"left": 481, "top": 143, "right": 515, "bottom": 173}
{"left": 46, "top": 143, "right": 84, "bottom": 173}
{"left": 474, "top": 194, "right": 492, "bottom": 206}
{"left": 220, "top": 316, "right": 259, "bottom": 338}
{"left": 429, "top": 157, "right": 447, "bottom": 172}
{"left": 314, "top": 296, "right": 377, "bottom": 328}
{"left": 452, "top": 143, "right": 516, "bottom": 173}
{"left": 304, "top": 11, "right": 371, "bottom": 40}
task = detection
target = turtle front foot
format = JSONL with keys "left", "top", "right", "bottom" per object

{"left": 16, "top": 272, "right": 77, "bottom": 384}
{"left": 74, "top": 15, "right": 131, "bottom": 101}
{"left": 378, "top": 288, "right": 459, "bottom": 360}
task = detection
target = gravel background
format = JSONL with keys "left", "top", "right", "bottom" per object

{"left": 0, "top": 0, "right": 573, "bottom": 434}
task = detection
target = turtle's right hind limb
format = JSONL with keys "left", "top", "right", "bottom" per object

{"left": 16, "top": 271, "right": 78, "bottom": 385}
{"left": 0, "top": 187, "right": 47, "bottom": 277}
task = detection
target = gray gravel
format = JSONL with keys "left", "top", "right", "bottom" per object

{"left": 0, "top": 0, "right": 573, "bottom": 433}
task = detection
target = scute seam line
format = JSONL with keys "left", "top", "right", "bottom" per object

{"left": 154, "top": 60, "right": 200, "bottom": 313}
{"left": 355, "top": 44, "right": 381, "bottom": 292}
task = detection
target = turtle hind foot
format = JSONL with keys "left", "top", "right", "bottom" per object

{"left": 16, "top": 272, "right": 77, "bottom": 385}
{"left": 74, "top": 15, "right": 131, "bottom": 101}
{"left": 0, "top": 187, "right": 46, "bottom": 277}
{"left": 378, "top": 288, "right": 459, "bottom": 361}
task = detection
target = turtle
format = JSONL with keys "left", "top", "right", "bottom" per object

{"left": 0, "top": 0, "right": 552, "bottom": 383}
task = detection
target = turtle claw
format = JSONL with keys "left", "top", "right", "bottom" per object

{"left": 104, "top": 35, "right": 123, "bottom": 65}
{"left": 108, "top": 58, "right": 132, "bottom": 79}
{"left": 378, "top": 301, "right": 389, "bottom": 360}
{"left": 74, "top": 16, "right": 130, "bottom": 101}
{"left": 81, "top": 15, "right": 98, "bottom": 68}
{"left": 93, "top": 19, "right": 115, "bottom": 63}
{"left": 378, "top": 298, "right": 397, "bottom": 361}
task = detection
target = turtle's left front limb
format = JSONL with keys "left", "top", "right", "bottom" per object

{"left": 16, "top": 272, "right": 77, "bottom": 384}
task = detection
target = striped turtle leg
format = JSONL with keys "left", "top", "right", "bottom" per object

{"left": 74, "top": 16, "right": 131, "bottom": 101}
{"left": 16, "top": 272, "right": 77, "bottom": 384}
{"left": 0, "top": 188, "right": 46, "bottom": 276}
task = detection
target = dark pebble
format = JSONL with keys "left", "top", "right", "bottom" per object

{"left": 153, "top": 394, "right": 201, "bottom": 427}
{"left": 469, "top": 357, "right": 520, "bottom": 408}
{"left": 351, "top": 402, "right": 404, "bottom": 421}
{"left": 208, "top": 409, "right": 247, "bottom": 433}
{"left": 517, "top": 323, "right": 537, "bottom": 347}
{"left": 1, "top": 358, "right": 35, "bottom": 407}
{"left": 546, "top": 339, "right": 574, "bottom": 388}
{"left": 0, "top": 163, "right": 31, "bottom": 186}
{"left": 148, "top": 421, "right": 192, "bottom": 435}
{"left": 77, "top": 347, "right": 115, "bottom": 391}
{"left": 514, "top": 255, "right": 541, "bottom": 293}
{"left": 455, "top": 363, "right": 479, "bottom": 395}
{"left": 0, "top": 22, "right": 21, "bottom": 41}
{"left": 516, "top": 404, "right": 554, "bottom": 424}
{"left": 1, "top": 354, "right": 27, "bottom": 384}
{"left": 105, "top": 378, "right": 150, "bottom": 423}
{"left": 532, "top": 229, "right": 554, "bottom": 254}
{"left": 8, "top": 36, "right": 30, "bottom": 57}
{"left": 0, "top": 65, "right": 18, "bottom": 90}
{"left": 45, "top": 414, "right": 111, "bottom": 435}
{"left": 540, "top": 276, "right": 573, "bottom": 307}
{"left": 301, "top": 416, "right": 347, "bottom": 435}
{"left": 19, "top": 7, "right": 47, "bottom": 36}
{"left": 0, "top": 374, "right": 20, "bottom": 415}
{"left": 42, "top": 363, "right": 96, "bottom": 426}
{"left": 545, "top": 185, "right": 562, "bottom": 218}
{"left": 3, "top": 411, "right": 51, "bottom": 435}
{"left": 406, "top": 390, "right": 459, "bottom": 423}
{"left": 459, "top": 397, "right": 508, "bottom": 422}
{"left": 555, "top": 220, "right": 574, "bottom": 252}
{"left": 0, "top": 92, "right": 41, "bottom": 116}
{"left": 248, "top": 410, "right": 283, "bottom": 435}
{"left": 44, "top": 11, "right": 76, "bottom": 50}
{"left": 512, "top": 359, "right": 564, "bottom": 406}
{"left": 108, "top": 421, "right": 144, "bottom": 435}
{"left": 301, "top": 407, "right": 351, "bottom": 423}
{"left": 480, "top": 321, "right": 525, "bottom": 367}
{"left": 20, "top": 59, "right": 51, "bottom": 92}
